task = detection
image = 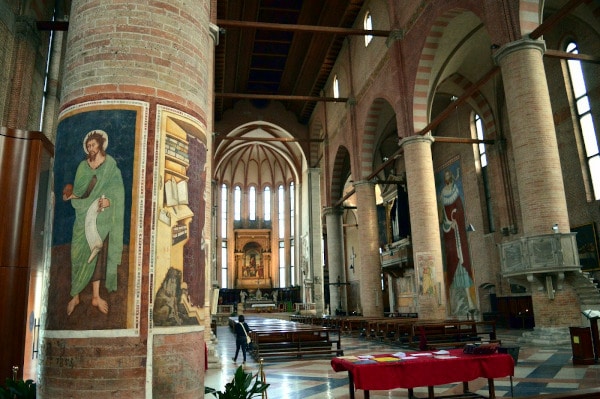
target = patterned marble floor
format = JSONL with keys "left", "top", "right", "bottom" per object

{"left": 205, "top": 321, "right": 600, "bottom": 398}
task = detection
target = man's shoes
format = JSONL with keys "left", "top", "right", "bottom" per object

{"left": 232, "top": 357, "right": 236, "bottom": 362}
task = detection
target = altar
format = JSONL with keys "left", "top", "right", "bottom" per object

{"left": 245, "top": 300, "right": 277, "bottom": 312}
{"left": 233, "top": 229, "right": 273, "bottom": 289}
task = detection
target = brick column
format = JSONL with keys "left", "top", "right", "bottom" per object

{"left": 353, "top": 181, "right": 384, "bottom": 317}
{"left": 324, "top": 206, "right": 345, "bottom": 313}
{"left": 494, "top": 39, "right": 569, "bottom": 236}
{"left": 400, "top": 135, "right": 447, "bottom": 319}
{"left": 308, "top": 168, "right": 325, "bottom": 315}
{"left": 6, "top": 16, "right": 41, "bottom": 130}
{"left": 40, "top": 0, "right": 215, "bottom": 397}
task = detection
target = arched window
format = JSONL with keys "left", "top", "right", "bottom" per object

{"left": 264, "top": 186, "right": 271, "bottom": 221}
{"left": 249, "top": 186, "right": 256, "bottom": 221}
{"left": 363, "top": 11, "right": 373, "bottom": 46}
{"left": 474, "top": 113, "right": 494, "bottom": 232}
{"left": 278, "top": 185, "right": 286, "bottom": 285}
{"left": 333, "top": 75, "right": 340, "bottom": 99}
{"left": 566, "top": 41, "right": 600, "bottom": 200}
{"left": 233, "top": 186, "right": 241, "bottom": 221}
{"left": 221, "top": 184, "right": 228, "bottom": 238}
{"left": 289, "top": 182, "right": 295, "bottom": 237}
{"left": 221, "top": 184, "right": 228, "bottom": 288}
{"left": 278, "top": 185, "right": 285, "bottom": 239}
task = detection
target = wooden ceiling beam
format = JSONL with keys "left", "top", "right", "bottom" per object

{"left": 545, "top": 49, "right": 600, "bottom": 64}
{"left": 529, "top": 0, "right": 590, "bottom": 40}
{"left": 215, "top": 92, "right": 347, "bottom": 102}
{"left": 433, "top": 137, "right": 495, "bottom": 145}
{"left": 218, "top": 136, "right": 323, "bottom": 143}
{"left": 217, "top": 19, "right": 391, "bottom": 37}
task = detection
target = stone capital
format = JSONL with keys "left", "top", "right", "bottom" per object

{"left": 493, "top": 37, "right": 546, "bottom": 66}
{"left": 399, "top": 134, "right": 434, "bottom": 148}
{"left": 353, "top": 180, "right": 376, "bottom": 189}
{"left": 322, "top": 206, "right": 344, "bottom": 217}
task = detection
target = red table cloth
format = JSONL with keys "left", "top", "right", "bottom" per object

{"left": 330, "top": 349, "right": 514, "bottom": 391}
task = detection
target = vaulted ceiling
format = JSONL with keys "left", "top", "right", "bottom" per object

{"left": 214, "top": 0, "right": 366, "bottom": 125}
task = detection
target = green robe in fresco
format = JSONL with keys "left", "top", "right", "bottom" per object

{"left": 70, "top": 155, "right": 125, "bottom": 296}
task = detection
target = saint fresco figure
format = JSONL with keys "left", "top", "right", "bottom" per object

{"left": 62, "top": 130, "right": 125, "bottom": 316}
{"left": 439, "top": 167, "right": 475, "bottom": 315}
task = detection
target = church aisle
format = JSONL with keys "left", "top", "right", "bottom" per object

{"left": 205, "top": 323, "right": 600, "bottom": 398}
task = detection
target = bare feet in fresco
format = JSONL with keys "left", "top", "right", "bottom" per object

{"left": 67, "top": 295, "right": 80, "bottom": 316}
{"left": 92, "top": 296, "right": 109, "bottom": 314}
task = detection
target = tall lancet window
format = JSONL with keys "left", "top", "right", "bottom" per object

{"left": 566, "top": 41, "right": 600, "bottom": 200}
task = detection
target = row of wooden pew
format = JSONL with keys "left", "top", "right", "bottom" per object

{"left": 229, "top": 316, "right": 344, "bottom": 360}
{"left": 290, "top": 314, "right": 499, "bottom": 350}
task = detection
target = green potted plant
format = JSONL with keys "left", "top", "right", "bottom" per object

{"left": 0, "top": 378, "right": 36, "bottom": 399}
{"left": 205, "top": 365, "right": 269, "bottom": 399}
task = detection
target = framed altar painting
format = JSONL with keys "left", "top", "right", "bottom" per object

{"left": 572, "top": 222, "right": 599, "bottom": 271}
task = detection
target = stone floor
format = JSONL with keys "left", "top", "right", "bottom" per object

{"left": 205, "top": 320, "right": 600, "bottom": 398}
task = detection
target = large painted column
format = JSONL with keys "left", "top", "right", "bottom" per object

{"left": 494, "top": 39, "right": 569, "bottom": 236}
{"left": 400, "top": 135, "right": 447, "bottom": 320}
{"left": 324, "top": 206, "right": 345, "bottom": 313}
{"left": 40, "top": 1, "right": 215, "bottom": 397}
{"left": 353, "top": 181, "right": 384, "bottom": 317}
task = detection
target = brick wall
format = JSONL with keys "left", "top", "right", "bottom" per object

{"left": 153, "top": 331, "right": 205, "bottom": 398}
{"left": 40, "top": 337, "right": 147, "bottom": 398}
{"left": 61, "top": 0, "right": 211, "bottom": 121}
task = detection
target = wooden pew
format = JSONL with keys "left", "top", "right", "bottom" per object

{"left": 249, "top": 327, "right": 343, "bottom": 359}
{"left": 410, "top": 320, "right": 499, "bottom": 349}
{"left": 230, "top": 316, "right": 344, "bottom": 360}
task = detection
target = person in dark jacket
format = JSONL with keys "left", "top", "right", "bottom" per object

{"left": 232, "top": 314, "right": 251, "bottom": 364}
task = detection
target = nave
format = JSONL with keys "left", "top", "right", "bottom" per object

{"left": 205, "top": 318, "right": 600, "bottom": 398}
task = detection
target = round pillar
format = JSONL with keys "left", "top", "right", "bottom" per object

{"left": 40, "top": 0, "right": 215, "bottom": 397}
{"left": 324, "top": 206, "right": 345, "bottom": 314}
{"left": 353, "top": 181, "right": 384, "bottom": 317}
{"left": 400, "top": 135, "right": 446, "bottom": 319}
{"left": 494, "top": 39, "right": 570, "bottom": 236}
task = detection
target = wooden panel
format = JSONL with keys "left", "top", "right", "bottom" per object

{"left": 0, "top": 267, "right": 29, "bottom": 380}
{"left": 0, "top": 127, "right": 53, "bottom": 382}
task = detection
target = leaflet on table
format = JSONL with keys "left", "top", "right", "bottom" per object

{"left": 336, "top": 353, "right": 415, "bottom": 363}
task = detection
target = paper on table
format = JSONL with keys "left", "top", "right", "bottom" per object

{"left": 433, "top": 350, "right": 450, "bottom": 355}
{"left": 354, "top": 359, "right": 377, "bottom": 365}
{"left": 393, "top": 352, "right": 406, "bottom": 358}
{"left": 374, "top": 357, "right": 402, "bottom": 362}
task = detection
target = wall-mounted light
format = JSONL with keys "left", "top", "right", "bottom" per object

{"left": 552, "top": 224, "right": 559, "bottom": 234}
{"left": 466, "top": 224, "right": 475, "bottom": 232}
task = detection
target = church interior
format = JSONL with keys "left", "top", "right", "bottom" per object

{"left": 1, "top": 0, "right": 600, "bottom": 397}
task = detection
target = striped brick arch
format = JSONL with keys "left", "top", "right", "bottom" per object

{"left": 360, "top": 98, "right": 389, "bottom": 179}
{"left": 412, "top": 8, "right": 465, "bottom": 133}
{"left": 309, "top": 122, "right": 323, "bottom": 169}
{"left": 519, "top": 0, "right": 542, "bottom": 35}
{"left": 330, "top": 146, "right": 350, "bottom": 205}
{"left": 441, "top": 73, "right": 498, "bottom": 140}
